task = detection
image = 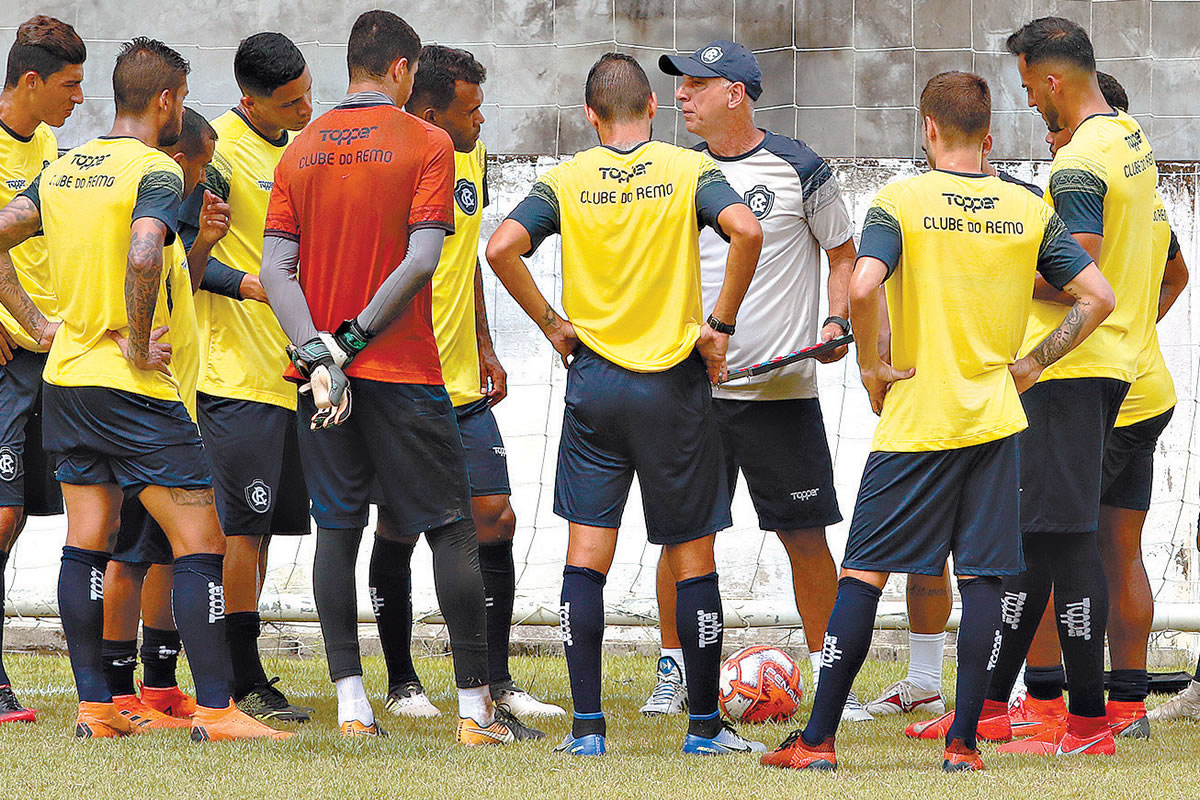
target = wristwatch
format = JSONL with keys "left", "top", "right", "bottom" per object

{"left": 706, "top": 314, "right": 735, "bottom": 335}
{"left": 822, "top": 315, "right": 850, "bottom": 336}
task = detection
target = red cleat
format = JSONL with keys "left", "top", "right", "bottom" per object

{"left": 0, "top": 685, "right": 37, "bottom": 723}
{"left": 138, "top": 682, "right": 197, "bottom": 719}
{"left": 905, "top": 699, "right": 1012, "bottom": 742}
{"left": 1009, "top": 694, "right": 1067, "bottom": 737}
{"left": 942, "top": 738, "right": 985, "bottom": 772}
{"left": 1106, "top": 700, "right": 1150, "bottom": 739}
{"left": 996, "top": 714, "right": 1115, "bottom": 756}
{"left": 112, "top": 693, "right": 192, "bottom": 730}
{"left": 760, "top": 730, "right": 837, "bottom": 771}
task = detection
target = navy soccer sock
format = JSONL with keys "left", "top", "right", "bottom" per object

{"left": 479, "top": 540, "right": 516, "bottom": 688}
{"left": 225, "top": 611, "right": 268, "bottom": 698}
{"left": 101, "top": 638, "right": 138, "bottom": 697}
{"left": 676, "top": 571, "right": 723, "bottom": 736}
{"left": 172, "top": 553, "right": 231, "bottom": 709}
{"left": 1050, "top": 530, "right": 1109, "bottom": 719}
{"left": 946, "top": 577, "right": 1003, "bottom": 750}
{"left": 802, "top": 577, "right": 881, "bottom": 746}
{"left": 0, "top": 549, "right": 8, "bottom": 686}
{"left": 1108, "top": 669, "right": 1148, "bottom": 703}
{"left": 140, "top": 626, "right": 182, "bottom": 689}
{"left": 59, "top": 546, "right": 112, "bottom": 703}
{"left": 986, "top": 532, "right": 1055, "bottom": 704}
{"left": 561, "top": 565, "right": 605, "bottom": 737}
{"left": 368, "top": 537, "right": 420, "bottom": 692}
{"left": 1025, "top": 665, "right": 1067, "bottom": 701}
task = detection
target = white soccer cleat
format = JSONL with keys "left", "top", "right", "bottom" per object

{"left": 1148, "top": 682, "right": 1200, "bottom": 722}
{"left": 493, "top": 684, "right": 566, "bottom": 717}
{"left": 865, "top": 679, "right": 946, "bottom": 716}
{"left": 841, "top": 690, "right": 875, "bottom": 722}
{"left": 384, "top": 684, "right": 442, "bottom": 718}
{"left": 640, "top": 656, "right": 688, "bottom": 716}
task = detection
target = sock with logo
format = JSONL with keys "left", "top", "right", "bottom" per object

{"left": 663, "top": 646, "right": 687, "bottom": 683}
{"left": 1025, "top": 664, "right": 1067, "bottom": 701}
{"left": 314, "top": 527, "right": 365, "bottom": 683}
{"left": 1051, "top": 530, "right": 1109, "bottom": 719}
{"left": 225, "top": 611, "right": 268, "bottom": 699}
{"left": 675, "top": 571, "right": 723, "bottom": 726}
{"left": 802, "top": 577, "right": 881, "bottom": 746}
{"left": 140, "top": 626, "right": 182, "bottom": 689}
{"left": 101, "top": 638, "right": 138, "bottom": 697}
{"left": 335, "top": 674, "right": 374, "bottom": 727}
{"left": 946, "top": 577, "right": 1003, "bottom": 750}
{"left": 985, "top": 532, "right": 1055, "bottom": 704}
{"left": 0, "top": 549, "right": 9, "bottom": 686}
{"left": 479, "top": 540, "right": 516, "bottom": 687}
{"left": 1108, "top": 669, "right": 1148, "bottom": 703}
{"left": 172, "top": 553, "right": 231, "bottom": 709}
{"left": 561, "top": 565, "right": 605, "bottom": 726}
{"left": 367, "top": 537, "right": 420, "bottom": 693}
{"left": 59, "top": 546, "right": 112, "bottom": 702}
{"left": 906, "top": 631, "right": 946, "bottom": 692}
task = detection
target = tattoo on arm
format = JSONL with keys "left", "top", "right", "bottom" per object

{"left": 125, "top": 226, "right": 165, "bottom": 362}
{"left": 168, "top": 487, "right": 215, "bottom": 506}
{"left": 0, "top": 197, "right": 49, "bottom": 338}
{"left": 540, "top": 303, "right": 562, "bottom": 331}
{"left": 1029, "top": 302, "right": 1089, "bottom": 368}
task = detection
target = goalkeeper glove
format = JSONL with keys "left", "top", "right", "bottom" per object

{"left": 288, "top": 336, "right": 352, "bottom": 429}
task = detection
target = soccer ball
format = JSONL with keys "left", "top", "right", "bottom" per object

{"left": 718, "top": 645, "right": 804, "bottom": 723}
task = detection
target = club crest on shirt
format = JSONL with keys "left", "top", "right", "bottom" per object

{"left": 244, "top": 478, "right": 272, "bottom": 514}
{"left": 744, "top": 184, "right": 775, "bottom": 219}
{"left": 0, "top": 446, "right": 18, "bottom": 481}
{"left": 454, "top": 178, "right": 479, "bottom": 216}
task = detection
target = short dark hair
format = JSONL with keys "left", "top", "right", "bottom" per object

{"left": 408, "top": 45, "right": 486, "bottom": 113}
{"left": 113, "top": 37, "right": 189, "bottom": 114}
{"left": 920, "top": 71, "right": 991, "bottom": 147}
{"left": 5, "top": 15, "right": 86, "bottom": 89}
{"left": 171, "top": 107, "right": 217, "bottom": 158}
{"left": 1096, "top": 71, "right": 1128, "bottom": 112}
{"left": 347, "top": 10, "right": 420, "bottom": 81}
{"left": 234, "top": 32, "right": 306, "bottom": 98}
{"left": 585, "top": 53, "right": 652, "bottom": 123}
{"left": 1006, "top": 17, "right": 1095, "bottom": 72}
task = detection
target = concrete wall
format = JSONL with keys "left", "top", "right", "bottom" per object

{"left": 5, "top": 0, "right": 1200, "bottom": 159}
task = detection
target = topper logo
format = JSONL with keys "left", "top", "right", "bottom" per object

{"left": 942, "top": 192, "right": 998, "bottom": 213}
{"left": 318, "top": 125, "right": 379, "bottom": 145}
{"left": 598, "top": 162, "right": 653, "bottom": 183}
{"left": 71, "top": 153, "right": 110, "bottom": 169}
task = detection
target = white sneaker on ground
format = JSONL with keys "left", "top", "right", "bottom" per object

{"left": 384, "top": 683, "right": 441, "bottom": 718}
{"left": 639, "top": 656, "right": 688, "bottom": 716}
{"left": 865, "top": 678, "right": 946, "bottom": 716}
{"left": 841, "top": 690, "right": 874, "bottom": 722}
{"left": 1148, "top": 681, "right": 1200, "bottom": 722}
{"left": 493, "top": 683, "right": 566, "bottom": 717}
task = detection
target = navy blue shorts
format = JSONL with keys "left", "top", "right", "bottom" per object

{"left": 455, "top": 398, "right": 511, "bottom": 497}
{"left": 842, "top": 435, "right": 1022, "bottom": 576}
{"left": 553, "top": 346, "right": 731, "bottom": 545}
{"left": 111, "top": 496, "right": 173, "bottom": 566}
{"left": 712, "top": 397, "right": 841, "bottom": 531}
{"left": 0, "top": 348, "right": 61, "bottom": 514}
{"left": 196, "top": 393, "right": 310, "bottom": 538}
{"left": 1099, "top": 408, "right": 1173, "bottom": 512}
{"left": 1018, "top": 377, "right": 1129, "bottom": 533}
{"left": 297, "top": 379, "right": 470, "bottom": 535}
{"left": 42, "top": 384, "right": 210, "bottom": 495}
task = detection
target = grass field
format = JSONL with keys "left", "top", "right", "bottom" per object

{"left": 3, "top": 651, "right": 1200, "bottom": 799}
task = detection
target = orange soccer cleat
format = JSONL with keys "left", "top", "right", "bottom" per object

{"left": 760, "top": 730, "right": 837, "bottom": 771}
{"left": 112, "top": 693, "right": 192, "bottom": 730}
{"left": 942, "top": 738, "right": 985, "bottom": 772}
{"left": 1009, "top": 693, "right": 1067, "bottom": 737}
{"left": 138, "top": 682, "right": 197, "bottom": 719}
{"left": 75, "top": 700, "right": 141, "bottom": 738}
{"left": 190, "top": 701, "right": 295, "bottom": 742}
{"left": 996, "top": 714, "right": 1115, "bottom": 756}
{"left": 339, "top": 719, "right": 388, "bottom": 737}
{"left": 905, "top": 699, "right": 1012, "bottom": 742}
{"left": 1106, "top": 699, "right": 1150, "bottom": 739}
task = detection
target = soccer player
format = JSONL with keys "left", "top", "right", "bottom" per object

{"left": 0, "top": 37, "right": 288, "bottom": 741}
{"left": 760, "top": 71, "right": 1113, "bottom": 773}
{"left": 649, "top": 40, "right": 866, "bottom": 721}
{"left": 184, "top": 31, "right": 314, "bottom": 723}
{"left": 102, "top": 108, "right": 229, "bottom": 728}
{"left": 260, "top": 9, "right": 534, "bottom": 744}
{"left": 0, "top": 14, "right": 83, "bottom": 725}
{"left": 966, "top": 18, "right": 1160, "bottom": 756}
{"left": 487, "top": 52, "right": 765, "bottom": 756}
{"left": 371, "top": 44, "right": 562, "bottom": 719}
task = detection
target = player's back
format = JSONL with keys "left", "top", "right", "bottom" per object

{"left": 36, "top": 137, "right": 183, "bottom": 400}
{"left": 865, "top": 169, "right": 1081, "bottom": 452}
{"left": 538, "top": 140, "right": 720, "bottom": 372}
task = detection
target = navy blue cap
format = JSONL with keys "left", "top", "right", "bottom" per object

{"left": 659, "top": 40, "right": 763, "bottom": 100}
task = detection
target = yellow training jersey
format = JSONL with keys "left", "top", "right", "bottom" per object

{"left": 0, "top": 120, "right": 58, "bottom": 351}
{"left": 857, "top": 169, "right": 1092, "bottom": 452}
{"left": 1020, "top": 110, "right": 1157, "bottom": 383}
{"left": 508, "top": 141, "right": 741, "bottom": 372}
{"left": 193, "top": 109, "right": 295, "bottom": 410}
{"left": 160, "top": 239, "right": 200, "bottom": 420}
{"left": 31, "top": 137, "right": 185, "bottom": 401}
{"left": 1115, "top": 196, "right": 1176, "bottom": 427}
{"left": 432, "top": 141, "right": 487, "bottom": 407}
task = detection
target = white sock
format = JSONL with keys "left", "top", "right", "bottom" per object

{"left": 809, "top": 651, "right": 822, "bottom": 692}
{"left": 905, "top": 631, "right": 946, "bottom": 691}
{"left": 459, "top": 685, "right": 494, "bottom": 726}
{"left": 335, "top": 675, "right": 374, "bottom": 726}
{"left": 662, "top": 647, "right": 686, "bottom": 682}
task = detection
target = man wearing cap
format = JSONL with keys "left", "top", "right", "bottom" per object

{"left": 643, "top": 41, "right": 864, "bottom": 721}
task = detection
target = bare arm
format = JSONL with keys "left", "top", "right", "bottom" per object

{"left": 473, "top": 261, "right": 507, "bottom": 404}
{"left": 0, "top": 196, "right": 53, "bottom": 347}
{"left": 816, "top": 236, "right": 855, "bottom": 363}
{"left": 848, "top": 256, "right": 914, "bottom": 415}
{"left": 697, "top": 203, "right": 762, "bottom": 384}
{"left": 185, "top": 190, "right": 230, "bottom": 295}
{"left": 1159, "top": 250, "right": 1188, "bottom": 322}
{"left": 123, "top": 217, "right": 170, "bottom": 371}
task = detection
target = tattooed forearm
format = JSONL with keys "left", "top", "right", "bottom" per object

{"left": 168, "top": 487, "right": 215, "bottom": 506}
{"left": 125, "top": 228, "right": 164, "bottom": 362}
{"left": 540, "top": 303, "right": 562, "bottom": 332}
{"left": 1029, "top": 301, "right": 1089, "bottom": 368}
{"left": 0, "top": 250, "right": 48, "bottom": 337}
{"left": 0, "top": 196, "right": 41, "bottom": 252}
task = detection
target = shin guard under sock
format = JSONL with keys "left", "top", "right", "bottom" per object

{"left": 803, "top": 577, "right": 881, "bottom": 746}
{"left": 59, "top": 546, "right": 111, "bottom": 703}
{"left": 479, "top": 540, "right": 516, "bottom": 687}
{"left": 314, "top": 527, "right": 365, "bottom": 681}
{"left": 561, "top": 565, "right": 605, "bottom": 718}
{"left": 140, "top": 626, "right": 182, "bottom": 689}
{"left": 1051, "top": 530, "right": 1109, "bottom": 719}
{"left": 172, "top": 553, "right": 231, "bottom": 709}
{"left": 101, "top": 638, "right": 138, "bottom": 697}
{"left": 986, "top": 532, "right": 1055, "bottom": 704}
{"left": 427, "top": 519, "right": 489, "bottom": 689}
{"left": 675, "top": 572, "right": 723, "bottom": 722}
{"left": 946, "top": 577, "right": 1003, "bottom": 749}
{"left": 368, "top": 537, "right": 419, "bottom": 692}
{"left": 225, "top": 611, "right": 268, "bottom": 698}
